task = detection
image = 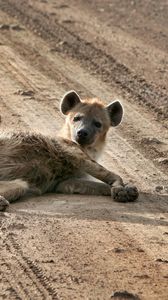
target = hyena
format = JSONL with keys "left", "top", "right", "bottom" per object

{"left": 0, "top": 91, "right": 138, "bottom": 211}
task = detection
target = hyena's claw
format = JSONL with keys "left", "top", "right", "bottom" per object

{"left": 111, "top": 184, "right": 139, "bottom": 202}
{"left": 0, "top": 196, "right": 9, "bottom": 211}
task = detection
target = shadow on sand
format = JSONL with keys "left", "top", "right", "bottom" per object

{"left": 6, "top": 191, "right": 168, "bottom": 227}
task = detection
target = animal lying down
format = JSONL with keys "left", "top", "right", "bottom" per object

{"left": 0, "top": 90, "right": 139, "bottom": 211}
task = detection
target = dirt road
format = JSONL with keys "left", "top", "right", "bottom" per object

{"left": 0, "top": 1, "right": 168, "bottom": 299}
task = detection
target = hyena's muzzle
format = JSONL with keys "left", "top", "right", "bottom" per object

{"left": 73, "top": 118, "right": 99, "bottom": 146}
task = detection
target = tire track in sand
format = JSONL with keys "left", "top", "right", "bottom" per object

{"left": 1, "top": 233, "right": 59, "bottom": 299}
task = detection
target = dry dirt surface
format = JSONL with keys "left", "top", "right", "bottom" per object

{"left": 0, "top": 0, "right": 168, "bottom": 299}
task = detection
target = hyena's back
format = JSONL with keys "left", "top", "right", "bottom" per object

{"left": 0, "top": 132, "right": 78, "bottom": 193}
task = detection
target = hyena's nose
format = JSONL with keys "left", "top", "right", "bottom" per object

{"left": 77, "top": 129, "right": 88, "bottom": 138}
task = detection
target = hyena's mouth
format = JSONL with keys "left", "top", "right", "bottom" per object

{"left": 75, "top": 135, "right": 95, "bottom": 146}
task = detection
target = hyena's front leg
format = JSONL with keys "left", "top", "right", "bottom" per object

{"left": 56, "top": 179, "right": 111, "bottom": 196}
{"left": 81, "top": 159, "right": 139, "bottom": 202}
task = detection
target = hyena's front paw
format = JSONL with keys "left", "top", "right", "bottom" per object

{"left": 111, "top": 184, "right": 139, "bottom": 202}
{"left": 0, "top": 196, "right": 9, "bottom": 211}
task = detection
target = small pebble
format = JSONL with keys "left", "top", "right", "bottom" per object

{"left": 156, "top": 258, "right": 168, "bottom": 263}
{"left": 17, "top": 90, "right": 35, "bottom": 96}
{"left": 111, "top": 290, "right": 140, "bottom": 299}
{"left": 141, "top": 137, "right": 162, "bottom": 144}
{"left": 155, "top": 157, "right": 168, "bottom": 165}
{"left": 0, "top": 24, "right": 10, "bottom": 30}
{"left": 11, "top": 24, "right": 24, "bottom": 31}
{"left": 155, "top": 185, "right": 164, "bottom": 192}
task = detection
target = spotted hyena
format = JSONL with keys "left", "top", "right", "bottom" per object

{"left": 0, "top": 91, "right": 138, "bottom": 211}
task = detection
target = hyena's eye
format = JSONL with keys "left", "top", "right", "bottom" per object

{"left": 73, "top": 115, "right": 83, "bottom": 122}
{"left": 94, "top": 121, "right": 102, "bottom": 128}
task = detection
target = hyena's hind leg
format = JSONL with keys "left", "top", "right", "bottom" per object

{"left": 0, "top": 179, "right": 29, "bottom": 211}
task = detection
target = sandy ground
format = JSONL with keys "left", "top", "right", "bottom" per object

{"left": 0, "top": 0, "right": 168, "bottom": 299}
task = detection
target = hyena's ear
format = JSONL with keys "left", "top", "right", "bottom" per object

{"left": 106, "top": 100, "right": 123, "bottom": 127}
{"left": 60, "top": 90, "right": 81, "bottom": 115}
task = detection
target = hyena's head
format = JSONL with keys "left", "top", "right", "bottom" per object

{"left": 60, "top": 91, "right": 123, "bottom": 159}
